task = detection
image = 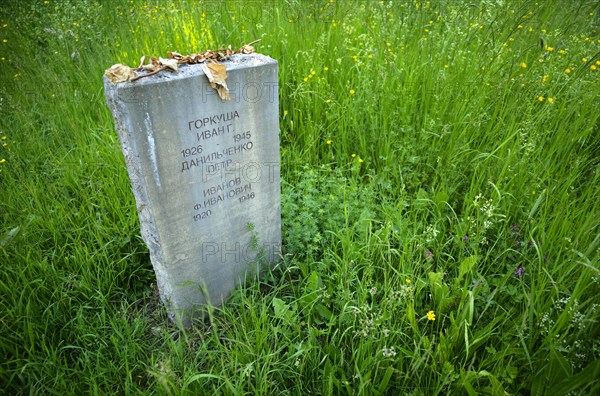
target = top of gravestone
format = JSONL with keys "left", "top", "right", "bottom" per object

{"left": 104, "top": 53, "right": 276, "bottom": 88}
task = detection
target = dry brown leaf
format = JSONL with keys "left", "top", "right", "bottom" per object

{"left": 239, "top": 44, "right": 254, "bottom": 54}
{"left": 137, "top": 55, "right": 147, "bottom": 69}
{"left": 201, "top": 62, "right": 230, "bottom": 101}
{"left": 138, "top": 56, "right": 158, "bottom": 70}
{"left": 104, "top": 64, "right": 135, "bottom": 83}
{"left": 159, "top": 57, "right": 178, "bottom": 71}
{"left": 108, "top": 40, "right": 260, "bottom": 84}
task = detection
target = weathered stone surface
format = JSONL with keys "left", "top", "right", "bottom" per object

{"left": 104, "top": 53, "right": 280, "bottom": 326}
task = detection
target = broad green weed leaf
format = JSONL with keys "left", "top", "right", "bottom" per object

{"left": 0, "top": 226, "right": 20, "bottom": 248}
{"left": 272, "top": 297, "right": 294, "bottom": 321}
{"left": 458, "top": 256, "right": 478, "bottom": 283}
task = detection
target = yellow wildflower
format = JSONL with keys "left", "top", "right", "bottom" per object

{"left": 349, "top": 89, "right": 355, "bottom": 95}
{"left": 427, "top": 311, "right": 436, "bottom": 321}
{"left": 538, "top": 96, "right": 544, "bottom": 102}
{"left": 547, "top": 97, "right": 554, "bottom": 103}
{"left": 521, "top": 62, "right": 527, "bottom": 68}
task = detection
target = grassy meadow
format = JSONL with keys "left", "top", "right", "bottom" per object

{"left": 1, "top": 0, "right": 599, "bottom": 394}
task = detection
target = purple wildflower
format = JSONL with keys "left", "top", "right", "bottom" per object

{"left": 425, "top": 249, "right": 433, "bottom": 262}
{"left": 514, "top": 266, "right": 525, "bottom": 277}
{"left": 514, "top": 239, "right": 522, "bottom": 248}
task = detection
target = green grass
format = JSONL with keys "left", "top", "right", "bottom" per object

{"left": 1, "top": 0, "right": 599, "bottom": 394}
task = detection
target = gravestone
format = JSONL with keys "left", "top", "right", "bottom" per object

{"left": 104, "top": 53, "right": 281, "bottom": 326}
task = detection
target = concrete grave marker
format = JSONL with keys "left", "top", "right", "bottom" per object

{"left": 104, "top": 53, "right": 281, "bottom": 326}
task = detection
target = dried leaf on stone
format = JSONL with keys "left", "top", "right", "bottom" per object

{"left": 109, "top": 40, "right": 260, "bottom": 84}
{"left": 239, "top": 44, "right": 255, "bottom": 54}
{"left": 159, "top": 57, "right": 178, "bottom": 71}
{"left": 104, "top": 64, "right": 135, "bottom": 83}
{"left": 201, "top": 62, "right": 230, "bottom": 101}
{"left": 137, "top": 55, "right": 147, "bottom": 69}
{"left": 139, "top": 56, "right": 158, "bottom": 70}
